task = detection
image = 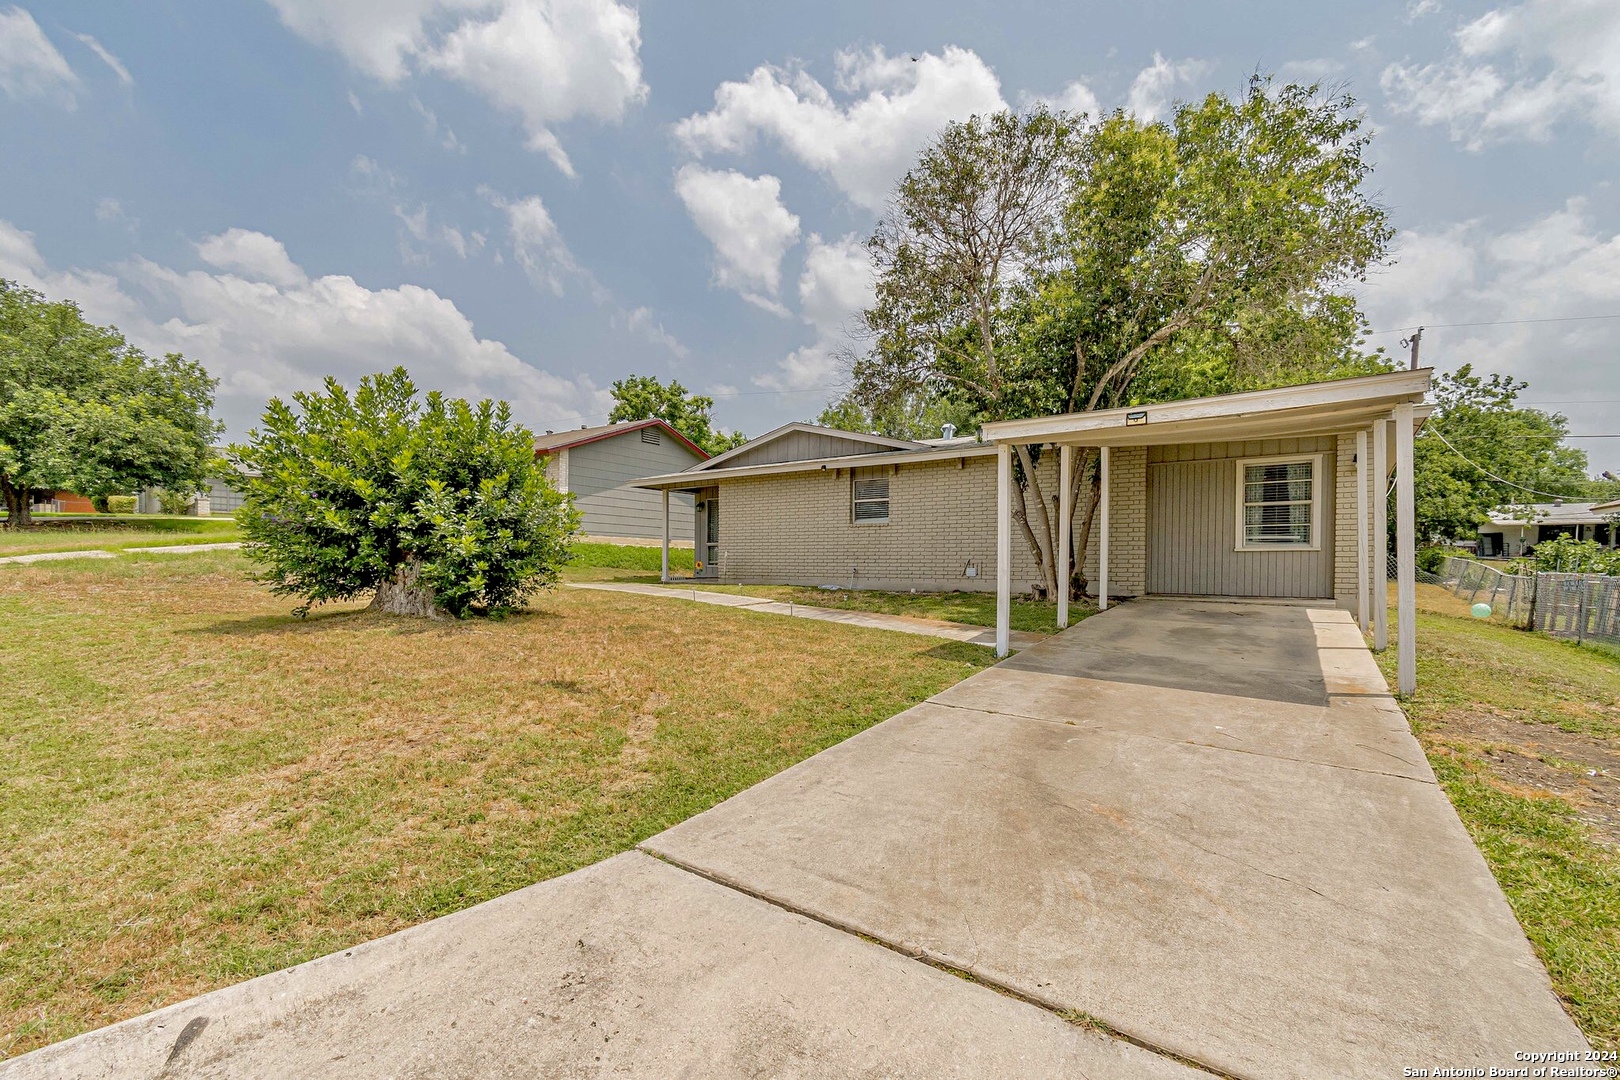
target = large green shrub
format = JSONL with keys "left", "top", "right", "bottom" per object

{"left": 157, "top": 489, "right": 193, "bottom": 515}
{"left": 104, "top": 495, "right": 137, "bottom": 514}
{"left": 229, "top": 368, "right": 578, "bottom": 618}
{"left": 1518, "top": 536, "right": 1620, "bottom": 576}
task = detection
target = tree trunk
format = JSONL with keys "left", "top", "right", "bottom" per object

{"left": 1009, "top": 444, "right": 1059, "bottom": 599}
{"left": 369, "top": 558, "right": 439, "bottom": 617}
{"left": 0, "top": 477, "right": 31, "bottom": 528}
{"left": 1073, "top": 462, "right": 1103, "bottom": 599}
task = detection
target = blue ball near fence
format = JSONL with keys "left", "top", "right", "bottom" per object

{"left": 1471, "top": 602, "right": 1492, "bottom": 619}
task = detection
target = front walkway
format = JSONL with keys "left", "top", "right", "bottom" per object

{"left": 3, "top": 600, "right": 1585, "bottom": 1078}
{"left": 570, "top": 580, "right": 1048, "bottom": 650}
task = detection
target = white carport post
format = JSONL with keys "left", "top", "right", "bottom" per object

{"left": 660, "top": 488, "right": 671, "bottom": 584}
{"left": 1394, "top": 402, "right": 1417, "bottom": 695}
{"left": 1058, "top": 444, "right": 1073, "bottom": 629}
{"left": 1098, "top": 445, "right": 1111, "bottom": 612}
{"left": 995, "top": 443, "right": 1012, "bottom": 657}
{"left": 1373, "top": 416, "right": 1390, "bottom": 652}
{"left": 1355, "top": 428, "right": 1370, "bottom": 633}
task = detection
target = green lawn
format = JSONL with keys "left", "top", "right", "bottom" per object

{"left": 0, "top": 550, "right": 992, "bottom": 1059}
{"left": 0, "top": 516, "right": 238, "bottom": 556}
{"left": 668, "top": 582, "right": 1075, "bottom": 635}
{"left": 1381, "top": 585, "right": 1620, "bottom": 1048}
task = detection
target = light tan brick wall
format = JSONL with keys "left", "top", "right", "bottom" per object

{"left": 1077, "top": 446, "right": 1147, "bottom": 597}
{"left": 715, "top": 453, "right": 1062, "bottom": 594}
{"left": 715, "top": 447, "right": 1148, "bottom": 597}
{"left": 1333, "top": 432, "right": 1376, "bottom": 619}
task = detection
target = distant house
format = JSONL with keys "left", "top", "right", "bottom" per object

{"left": 534, "top": 419, "right": 709, "bottom": 543}
{"left": 1477, "top": 501, "right": 1616, "bottom": 558}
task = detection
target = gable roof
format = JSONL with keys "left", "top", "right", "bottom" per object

{"left": 1486, "top": 502, "right": 1611, "bottom": 527}
{"left": 691, "top": 422, "right": 925, "bottom": 471}
{"left": 532, "top": 418, "right": 708, "bottom": 460}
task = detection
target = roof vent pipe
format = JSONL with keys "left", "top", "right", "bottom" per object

{"left": 941, "top": 423, "right": 957, "bottom": 440}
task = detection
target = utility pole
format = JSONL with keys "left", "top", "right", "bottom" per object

{"left": 1399, "top": 326, "right": 1424, "bottom": 370}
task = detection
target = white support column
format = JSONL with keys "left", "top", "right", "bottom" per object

{"left": 995, "top": 443, "right": 1012, "bottom": 657}
{"left": 660, "top": 488, "right": 671, "bottom": 583}
{"left": 1356, "top": 428, "right": 1370, "bottom": 633}
{"left": 1098, "top": 445, "right": 1111, "bottom": 612}
{"left": 1373, "top": 417, "right": 1390, "bottom": 652}
{"left": 1395, "top": 402, "right": 1417, "bottom": 695}
{"left": 1058, "top": 444, "right": 1073, "bottom": 629}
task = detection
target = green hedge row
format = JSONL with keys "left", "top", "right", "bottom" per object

{"left": 566, "top": 542, "right": 694, "bottom": 571}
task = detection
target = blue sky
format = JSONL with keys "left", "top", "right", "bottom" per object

{"left": 3, "top": 0, "right": 1618, "bottom": 468}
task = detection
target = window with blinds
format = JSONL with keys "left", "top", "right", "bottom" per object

{"left": 1237, "top": 457, "right": 1317, "bottom": 549}
{"left": 852, "top": 474, "right": 890, "bottom": 523}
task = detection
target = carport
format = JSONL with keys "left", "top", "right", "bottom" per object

{"left": 980, "top": 369, "right": 1433, "bottom": 692}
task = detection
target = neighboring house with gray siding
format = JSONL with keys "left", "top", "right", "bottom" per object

{"left": 535, "top": 419, "right": 708, "bottom": 542}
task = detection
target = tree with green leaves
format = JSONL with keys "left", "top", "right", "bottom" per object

{"left": 0, "top": 280, "right": 220, "bottom": 526}
{"left": 852, "top": 79, "right": 1393, "bottom": 598}
{"left": 1414, "top": 365, "right": 1588, "bottom": 541}
{"left": 607, "top": 375, "right": 746, "bottom": 456}
{"left": 229, "top": 368, "right": 577, "bottom": 618}
{"left": 814, "top": 389, "right": 978, "bottom": 441}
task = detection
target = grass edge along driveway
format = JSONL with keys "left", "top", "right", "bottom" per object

{"left": 1381, "top": 585, "right": 1620, "bottom": 1049}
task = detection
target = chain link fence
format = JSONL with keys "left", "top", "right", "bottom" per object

{"left": 1432, "top": 555, "right": 1620, "bottom": 648}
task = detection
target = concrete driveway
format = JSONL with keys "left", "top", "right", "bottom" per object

{"left": 5, "top": 599, "right": 1586, "bottom": 1079}
{"left": 643, "top": 599, "right": 1586, "bottom": 1077}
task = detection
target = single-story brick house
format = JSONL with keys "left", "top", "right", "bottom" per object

{"left": 633, "top": 368, "right": 1433, "bottom": 690}
{"left": 535, "top": 419, "right": 708, "bottom": 543}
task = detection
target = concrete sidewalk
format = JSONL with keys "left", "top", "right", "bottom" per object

{"left": 0, "top": 542, "right": 240, "bottom": 565}
{"left": 570, "top": 580, "right": 1047, "bottom": 650}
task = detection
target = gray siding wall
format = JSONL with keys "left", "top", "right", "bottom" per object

{"left": 1147, "top": 439, "right": 1336, "bottom": 598}
{"left": 566, "top": 429, "right": 703, "bottom": 540}
{"left": 720, "top": 431, "right": 902, "bottom": 470}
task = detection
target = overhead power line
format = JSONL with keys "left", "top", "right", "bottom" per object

{"left": 1420, "top": 426, "right": 1587, "bottom": 500}
{"left": 1365, "top": 312, "right": 1620, "bottom": 335}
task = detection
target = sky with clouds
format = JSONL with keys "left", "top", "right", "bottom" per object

{"left": 2, "top": 0, "right": 1618, "bottom": 468}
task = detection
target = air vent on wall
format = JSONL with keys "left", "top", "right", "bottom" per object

{"left": 641, "top": 427, "right": 662, "bottom": 445}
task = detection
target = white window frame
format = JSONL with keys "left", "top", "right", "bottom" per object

{"left": 852, "top": 472, "right": 891, "bottom": 525}
{"left": 1234, "top": 454, "right": 1322, "bottom": 552}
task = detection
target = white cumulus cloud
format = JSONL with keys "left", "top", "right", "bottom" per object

{"left": 195, "top": 228, "right": 308, "bottom": 288}
{"left": 1382, "top": 0, "right": 1620, "bottom": 147}
{"left": 755, "top": 232, "right": 875, "bottom": 392}
{"left": 1125, "top": 53, "right": 1214, "bottom": 121}
{"left": 674, "top": 45, "right": 1007, "bottom": 211}
{"left": 264, "top": 0, "right": 646, "bottom": 174}
{"left": 673, "top": 165, "right": 801, "bottom": 312}
{"left": 481, "top": 189, "right": 585, "bottom": 296}
{"left": 0, "top": 219, "right": 610, "bottom": 437}
{"left": 1358, "top": 198, "right": 1620, "bottom": 468}
{"left": 0, "top": 6, "right": 79, "bottom": 103}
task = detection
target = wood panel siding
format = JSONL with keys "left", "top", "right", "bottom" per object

{"left": 719, "top": 431, "right": 903, "bottom": 470}
{"left": 1147, "top": 439, "right": 1336, "bottom": 598}
{"left": 565, "top": 430, "right": 704, "bottom": 540}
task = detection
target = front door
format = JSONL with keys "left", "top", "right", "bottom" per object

{"left": 695, "top": 497, "right": 719, "bottom": 578}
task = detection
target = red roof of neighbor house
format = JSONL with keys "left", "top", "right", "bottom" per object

{"left": 531, "top": 418, "right": 708, "bottom": 460}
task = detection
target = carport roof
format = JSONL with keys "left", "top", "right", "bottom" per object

{"left": 980, "top": 369, "right": 1432, "bottom": 447}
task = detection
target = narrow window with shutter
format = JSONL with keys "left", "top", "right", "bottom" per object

{"left": 852, "top": 473, "right": 890, "bottom": 524}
